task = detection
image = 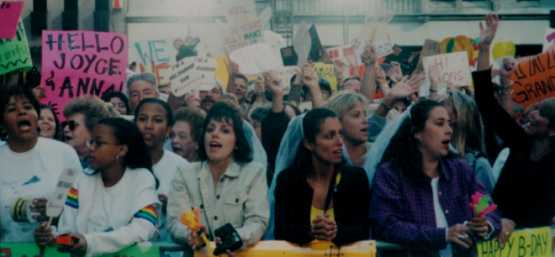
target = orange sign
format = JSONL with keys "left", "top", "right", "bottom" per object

{"left": 510, "top": 50, "right": 555, "bottom": 108}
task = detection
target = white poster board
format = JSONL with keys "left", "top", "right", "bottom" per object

{"left": 423, "top": 52, "right": 472, "bottom": 88}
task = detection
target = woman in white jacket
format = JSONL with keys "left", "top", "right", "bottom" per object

{"left": 35, "top": 118, "right": 159, "bottom": 257}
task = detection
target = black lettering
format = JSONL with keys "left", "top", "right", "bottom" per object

{"left": 45, "top": 33, "right": 63, "bottom": 51}
{"left": 59, "top": 77, "right": 74, "bottom": 98}
{"left": 529, "top": 56, "right": 546, "bottom": 77}
{"left": 70, "top": 55, "right": 84, "bottom": 70}
{"left": 108, "top": 58, "right": 121, "bottom": 75}
{"left": 82, "top": 32, "right": 95, "bottom": 51}
{"left": 77, "top": 77, "right": 91, "bottom": 96}
{"left": 90, "top": 79, "right": 103, "bottom": 96}
{"left": 111, "top": 36, "right": 125, "bottom": 54}
{"left": 547, "top": 51, "right": 555, "bottom": 70}
{"left": 95, "top": 33, "right": 109, "bottom": 53}
{"left": 53, "top": 53, "right": 66, "bottom": 70}
{"left": 94, "top": 58, "right": 108, "bottom": 75}
{"left": 82, "top": 54, "right": 98, "bottom": 73}
{"left": 514, "top": 63, "right": 528, "bottom": 80}
{"left": 67, "top": 32, "right": 79, "bottom": 51}
{"left": 0, "top": 2, "right": 11, "bottom": 8}
{"left": 517, "top": 236, "right": 526, "bottom": 257}
{"left": 45, "top": 71, "right": 56, "bottom": 91}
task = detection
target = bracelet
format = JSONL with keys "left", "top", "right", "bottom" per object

{"left": 11, "top": 198, "right": 29, "bottom": 222}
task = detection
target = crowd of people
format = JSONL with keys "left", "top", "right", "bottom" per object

{"left": 0, "top": 13, "right": 554, "bottom": 257}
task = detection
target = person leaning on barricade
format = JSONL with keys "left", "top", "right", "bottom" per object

{"left": 273, "top": 108, "right": 371, "bottom": 246}
{"left": 370, "top": 99, "right": 501, "bottom": 257}
{"left": 34, "top": 118, "right": 159, "bottom": 257}
{"left": 0, "top": 71, "right": 81, "bottom": 242}
{"left": 167, "top": 102, "right": 269, "bottom": 255}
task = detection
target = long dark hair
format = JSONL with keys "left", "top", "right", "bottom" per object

{"left": 290, "top": 108, "right": 339, "bottom": 177}
{"left": 96, "top": 117, "right": 158, "bottom": 188}
{"left": 380, "top": 99, "right": 455, "bottom": 179}
{"left": 198, "top": 102, "right": 252, "bottom": 163}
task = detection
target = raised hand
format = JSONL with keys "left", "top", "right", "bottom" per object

{"left": 479, "top": 13, "right": 499, "bottom": 47}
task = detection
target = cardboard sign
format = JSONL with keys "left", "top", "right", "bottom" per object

{"left": 0, "top": 21, "right": 32, "bottom": 75}
{"left": 133, "top": 39, "right": 173, "bottom": 86}
{"left": 46, "top": 168, "right": 78, "bottom": 218}
{"left": 476, "top": 227, "right": 552, "bottom": 257}
{"left": 543, "top": 28, "right": 555, "bottom": 52}
{"left": 169, "top": 56, "right": 217, "bottom": 97}
{"left": 230, "top": 43, "right": 284, "bottom": 76}
{"left": 326, "top": 46, "right": 362, "bottom": 79}
{"left": 222, "top": 0, "right": 262, "bottom": 53}
{"left": 313, "top": 63, "right": 338, "bottom": 92}
{"left": 423, "top": 52, "right": 472, "bottom": 88}
{"left": 0, "top": 0, "right": 24, "bottom": 39}
{"left": 510, "top": 49, "right": 555, "bottom": 108}
{"left": 41, "top": 31, "right": 128, "bottom": 119}
{"left": 0, "top": 243, "right": 159, "bottom": 257}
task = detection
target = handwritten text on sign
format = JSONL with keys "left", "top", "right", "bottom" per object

{"left": 169, "top": 56, "right": 217, "bottom": 97}
{"left": 510, "top": 50, "right": 555, "bottom": 108}
{"left": 41, "top": 31, "right": 128, "bottom": 119}
{"left": 0, "top": 21, "right": 32, "bottom": 75}
{"left": 423, "top": 52, "right": 472, "bottom": 88}
{"left": 133, "top": 40, "right": 172, "bottom": 86}
{"left": 0, "top": 0, "right": 24, "bottom": 39}
{"left": 476, "top": 227, "right": 552, "bottom": 257}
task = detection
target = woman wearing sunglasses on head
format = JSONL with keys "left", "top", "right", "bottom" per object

{"left": 0, "top": 73, "right": 81, "bottom": 242}
{"left": 35, "top": 118, "right": 159, "bottom": 257}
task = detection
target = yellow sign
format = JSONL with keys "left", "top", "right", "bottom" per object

{"left": 313, "top": 63, "right": 338, "bottom": 92}
{"left": 476, "top": 227, "right": 552, "bottom": 257}
{"left": 195, "top": 240, "right": 376, "bottom": 257}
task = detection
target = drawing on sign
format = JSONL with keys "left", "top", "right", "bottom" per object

{"left": 0, "top": 21, "right": 32, "bottom": 75}
{"left": 41, "top": 31, "right": 128, "bottom": 120}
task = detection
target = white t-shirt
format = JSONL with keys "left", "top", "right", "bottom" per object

{"left": 0, "top": 138, "right": 81, "bottom": 242}
{"left": 431, "top": 177, "right": 453, "bottom": 257}
{"left": 57, "top": 168, "right": 158, "bottom": 257}
{"left": 153, "top": 150, "right": 190, "bottom": 196}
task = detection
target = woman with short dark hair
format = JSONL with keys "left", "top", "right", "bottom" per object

{"left": 167, "top": 102, "right": 269, "bottom": 252}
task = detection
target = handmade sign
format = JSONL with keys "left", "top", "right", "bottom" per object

{"left": 423, "top": 52, "right": 472, "bottom": 88}
{"left": 0, "top": 0, "right": 24, "bottom": 39}
{"left": 230, "top": 43, "right": 284, "bottom": 76}
{"left": 476, "top": 227, "right": 552, "bottom": 257}
{"left": 0, "top": 21, "right": 32, "bottom": 75}
{"left": 133, "top": 39, "right": 173, "bottom": 85}
{"left": 222, "top": 0, "right": 262, "bottom": 53}
{"left": 510, "top": 49, "right": 555, "bottom": 108}
{"left": 0, "top": 243, "right": 159, "bottom": 257}
{"left": 313, "top": 63, "right": 338, "bottom": 92}
{"left": 169, "top": 55, "right": 217, "bottom": 97}
{"left": 41, "top": 31, "right": 128, "bottom": 119}
{"left": 543, "top": 28, "right": 555, "bottom": 52}
{"left": 326, "top": 46, "right": 363, "bottom": 80}
{"left": 492, "top": 41, "right": 516, "bottom": 60}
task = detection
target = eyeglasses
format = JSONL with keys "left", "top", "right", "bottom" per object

{"left": 62, "top": 120, "right": 79, "bottom": 131}
{"left": 86, "top": 139, "right": 119, "bottom": 149}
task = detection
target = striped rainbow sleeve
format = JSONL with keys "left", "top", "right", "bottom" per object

{"left": 133, "top": 204, "right": 159, "bottom": 226}
{"left": 65, "top": 187, "right": 79, "bottom": 209}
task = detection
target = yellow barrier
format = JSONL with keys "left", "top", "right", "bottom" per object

{"left": 194, "top": 240, "right": 376, "bottom": 257}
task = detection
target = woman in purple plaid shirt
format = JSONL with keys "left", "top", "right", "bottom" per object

{"left": 370, "top": 100, "right": 501, "bottom": 257}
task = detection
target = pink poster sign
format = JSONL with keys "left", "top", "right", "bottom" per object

{"left": 0, "top": 0, "right": 24, "bottom": 39}
{"left": 40, "top": 31, "right": 128, "bottom": 119}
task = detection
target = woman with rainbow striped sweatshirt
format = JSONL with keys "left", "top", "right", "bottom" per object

{"left": 34, "top": 118, "right": 160, "bottom": 257}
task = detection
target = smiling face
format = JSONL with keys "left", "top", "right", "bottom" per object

{"left": 38, "top": 108, "right": 57, "bottom": 138}
{"left": 414, "top": 106, "right": 453, "bottom": 160}
{"left": 136, "top": 103, "right": 171, "bottom": 149}
{"left": 3, "top": 96, "right": 39, "bottom": 142}
{"left": 305, "top": 117, "right": 344, "bottom": 165}
{"left": 340, "top": 102, "right": 368, "bottom": 144}
{"left": 203, "top": 119, "right": 236, "bottom": 163}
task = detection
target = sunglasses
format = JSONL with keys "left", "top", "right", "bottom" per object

{"left": 62, "top": 120, "right": 79, "bottom": 131}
